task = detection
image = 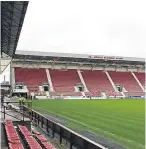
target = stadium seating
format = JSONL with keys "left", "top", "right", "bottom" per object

{"left": 36, "top": 135, "right": 56, "bottom": 149}
{"left": 18, "top": 125, "right": 42, "bottom": 149}
{"left": 14, "top": 67, "right": 145, "bottom": 97}
{"left": 134, "top": 72, "right": 145, "bottom": 87}
{"left": 8, "top": 142, "right": 24, "bottom": 149}
{"left": 49, "top": 69, "right": 81, "bottom": 95}
{"left": 109, "top": 71, "right": 143, "bottom": 93}
{"left": 18, "top": 125, "right": 32, "bottom": 136}
{"left": 81, "top": 70, "right": 114, "bottom": 96}
{"left": 4, "top": 122, "right": 56, "bottom": 149}
{"left": 18, "top": 125, "right": 56, "bottom": 149}
{"left": 4, "top": 120, "right": 24, "bottom": 149}
{"left": 15, "top": 67, "right": 48, "bottom": 92}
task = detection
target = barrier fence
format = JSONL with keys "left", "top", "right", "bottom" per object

{"left": 23, "top": 106, "right": 106, "bottom": 149}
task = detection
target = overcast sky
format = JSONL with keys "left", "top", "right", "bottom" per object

{"left": 1, "top": 0, "right": 146, "bottom": 83}
{"left": 17, "top": 0, "right": 146, "bottom": 58}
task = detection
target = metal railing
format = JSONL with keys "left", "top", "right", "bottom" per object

{"left": 23, "top": 106, "right": 107, "bottom": 149}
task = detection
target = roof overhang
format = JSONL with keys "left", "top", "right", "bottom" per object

{"left": 13, "top": 50, "right": 145, "bottom": 67}
{"left": 1, "top": 1, "right": 29, "bottom": 57}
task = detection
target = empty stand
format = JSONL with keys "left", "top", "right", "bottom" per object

{"left": 49, "top": 69, "right": 81, "bottom": 92}
{"left": 8, "top": 142, "right": 24, "bottom": 149}
{"left": 18, "top": 125, "right": 56, "bottom": 149}
{"left": 15, "top": 67, "right": 48, "bottom": 92}
{"left": 18, "top": 125, "right": 42, "bottom": 149}
{"left": 35, "top": 135, "right": 56, "bottom": 149}
{"left": 109, "top": 71, "right": 143, "bottom": 93}
{"left": 4, "top": 120, "right": 24, "bottom": 149}
{"left": 81, "top": 70, "right": 114, "bottom": 96}
{"left": 134, "top": 72, "right": 145, "bottom": 87}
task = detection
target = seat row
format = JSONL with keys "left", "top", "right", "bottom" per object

{"left": 4, "top": 120, "right": 56, "bottom": 149}
{"left": 19, "top": 125, "right": 56, "bottom": 149}
{"left": 18, "top": 125, "right": 42, "bottom": 149}
{"left": 4, "top": 120, "right": 24, "bottom": 149}
{"left": 35, "top": 134, "right": 56, "bottom": 149}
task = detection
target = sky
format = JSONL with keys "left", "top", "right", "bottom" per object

{"left": 1, "top": 0, "right": 146, "bottom": 83}
{"left": 17, "top": 0, "right": 146, "bottom": 58}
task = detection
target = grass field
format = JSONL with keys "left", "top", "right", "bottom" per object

{"left": 32, "top": 99, "right": 145, "bottom": 149}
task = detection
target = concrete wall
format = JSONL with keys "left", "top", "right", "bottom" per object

{"left": 12, "top": 62, "right": 145, "bottom": 73}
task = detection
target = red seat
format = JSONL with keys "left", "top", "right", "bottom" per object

{"left": 32, "top": 130, "right": 41, "bottom": 135}
{"left": 25, "top": 136, "right": 42, "bottom": 149}
{"left": 109, "top": 71, "right": 143, "bottom": 93}
{"left": 35, "top": 134, "right": 56, "bottom": 149}
{"left": 36, "top": 135, "right": 47, "bottom": 142}
{"left": 81, "top": 70, "right": 113, "bottom": 96}
{"left": 18, "top": 125, "right": 32, "bottom": 136}
{"left": 9, "top": 142, "right": 24, "bottom": 149}
{"left": 4, "top": 121, "right": 24, "bottom": 149}
{"left": 42, "top": 142, "right": 56, "bottom": 149}
{"left": 5, "top": 120, "right": 13, "bottom": 126}
{"left": 15, "top": 68, "right": 48, "bottom": 92}
{"left": 49, "top": 69, "right": 81, "bottom": 95}
{"left": 134, "top": 72, "right": 145, "bottom": 87}
{"left": 19, "top": 126, "right": 42, "bottom": 149}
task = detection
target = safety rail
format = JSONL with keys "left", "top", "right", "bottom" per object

{"left": 23, "top": 106, "right": 107, "bottom": 149}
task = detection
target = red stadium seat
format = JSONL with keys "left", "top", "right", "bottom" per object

{"left": 49, "top": 69, "right": 81, "bottom": 92}
{"left": 134, "top": 72, "right": 145, "bottom": 87}
{"left": 109, "top": 71, "right": 143, "bottom": 93}
{"left": 36, "top": 135, "right": 48, "bottom": 142}
{"left": 9, "top": 142, "right": 24, "bottom": 149}
{"left": 32, "top": 129, "right": 41, "bottom": 135}
{"left": 35, "top": 134, "right": 56, "bottom": 149}
{"left": 15, "top": 68, "right": 48, "bottom": 92}
{"left": 18, "top": 125, "right": 32, "bottom": 136}
{"left": 4, "top": 120, "right": 24, "bottom": 149}
{"left": 18, "top": 125, "right": 42, "bottom": 149}
{"left": 81, "top": 70, "right": 113, "bottom": 96}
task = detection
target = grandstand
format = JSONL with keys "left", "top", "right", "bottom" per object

{"left": 1, "top": 1, "right": 145, "bottom": 149}
{"left": 11, "top": 50, "right": 145, "bottom": 99}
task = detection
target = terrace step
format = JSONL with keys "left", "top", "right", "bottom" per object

{"left": 77, "top": 70, "right": 88, "bottom": 92}
{"left": 46, "top": 68, "right": 54, "bottom": 91}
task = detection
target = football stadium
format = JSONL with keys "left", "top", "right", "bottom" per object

{"left": 0, "top": 1, "right": 145, "bottom": 149}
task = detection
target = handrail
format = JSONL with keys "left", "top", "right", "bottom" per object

{"left": 24, "top": 106, "right": 107, "bottom": 149}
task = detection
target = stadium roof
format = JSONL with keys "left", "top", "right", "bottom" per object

{"left": 13, "top": 50, "right": 145, "bottom": 67}
{"left": 1, "top": 1, "right": 29, "bottom": 57}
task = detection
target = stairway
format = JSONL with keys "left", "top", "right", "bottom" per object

{"left": 77, "top": 70, "right": 88, "bottom": 92}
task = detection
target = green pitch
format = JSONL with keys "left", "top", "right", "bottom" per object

{"left": 32, "top": 99, "right": 145, "bottom": 149}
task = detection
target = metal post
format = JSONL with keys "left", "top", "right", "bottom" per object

{"left": 31, "top": 111, "right": 33, "bottom": 121}
{"left": 84, "top": 140, "right": 88, "bottom": 149}
{"left": 46, "top": 119, "right": 49, "bottom": 132}
{"left": 35, "top": 113, "right": 36, "bottom": 123}
{"left": 41, "top": 116, "right": 43, "bottom": 128}
{"left": 52, "top": 123, "right": 54, "bottom": 138}
{"left": 22, "top": 102, "right": 24, "bottom": 121}
{"left": 4, "top": 106, "right": 6, "bottom": 119}
{"left": 70, "top": 133, "right": 73, "bottom": 149}
{"left": 60, "top": 127, "right": 62, "bottom": 144}
{"left": 38, "top": 115, "right": 39, "bottom": 125}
